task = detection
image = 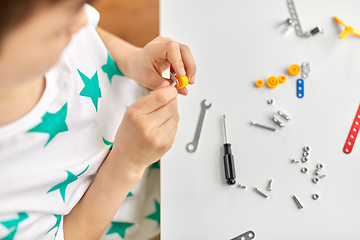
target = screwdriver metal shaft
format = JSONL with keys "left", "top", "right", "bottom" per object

{"left": 222, "top": 115, "right": 236, "bottom": 185}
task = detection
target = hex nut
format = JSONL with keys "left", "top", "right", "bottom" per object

{"left": 303, "top": 151, "right": 309, "bottom": 157}
{"left": 302, "top": 157, "right": 308, "bottom": 163}
{"left": 304, "top": 146, "right": 310, "bottom": 152}
{"left": 317, "top": 163, "right": 324, "bottom": 169}
{"left": 312, "top": 194, "right": 320, "bottom": 200}
{"left": 301, "top": 167, "right": 308, "bottom": 173}
{"left": 268, "top": 99, "right": 274, "bottom": 104}
{"left": 312, "top": 177, "right": 319, "bottom": 184}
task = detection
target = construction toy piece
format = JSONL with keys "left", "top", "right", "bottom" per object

{"left": 343, "top": 103, "right": 360, "bottom": 154}
{"left": 255, "top": 80, "right": 264, "bottom": 88}
{"left": 288, "top": 64, "right": 300, "bottom": 76}
{"left": 170, "top": 65, "right": 189, "bottom": 89}
{"left": 334, "top": 16, "right": 360, "bottom": 39}
{"left": 279, "top": 75, "right": 287, "bottom": 83}
{"left": 266, "top": 76, "right": 279, "bottom": 89}
{"left": 296, "top": 79, "right": 304, "bottom": 98}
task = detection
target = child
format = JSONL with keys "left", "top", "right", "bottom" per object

{"left": 0, "top": 0, "right": 196, "bottom": 239}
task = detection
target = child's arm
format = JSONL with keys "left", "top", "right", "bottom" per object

{"left": 96, "top": 27, "right": 196, "bottom": 95}
{"left": 63, "top": 81, "right": 178, "bottom": 239}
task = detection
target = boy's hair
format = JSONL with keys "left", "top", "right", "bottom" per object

{"left": 0, "top": 0, "right": 62, "bottom": 42}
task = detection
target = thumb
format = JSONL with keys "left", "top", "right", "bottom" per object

{"left": 150, "top": 80, "right": 170, "bottom": 94}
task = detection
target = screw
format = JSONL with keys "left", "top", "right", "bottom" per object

{"left": 251, "top": 122, "right": 276, "bottom": 131}
{"left": 267, "top": 179, "right": 273, "bottom": 191}
{"left": 238, "top": 184, "right": 246, "bottom": 189}
{"left": 254, "top": 188, "right": 269, "bottom": 198}
{"left": 319, "top": 174, "right": 326, "bottom": 179}
{"left": 293, "top": 195, "right": 304, "bottom": 209}
{"left": 291, "top": 159, "right": 300, "bottom": 163}
{"left": 314, "top": 169, "right": 321, "bottom": 175}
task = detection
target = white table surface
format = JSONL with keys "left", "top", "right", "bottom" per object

{"left": 160, "top": 0, "right": 360, "bottom": 239}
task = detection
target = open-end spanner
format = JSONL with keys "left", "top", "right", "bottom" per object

{"left": 186, "top": 100, "right": 211, "bottom": 153}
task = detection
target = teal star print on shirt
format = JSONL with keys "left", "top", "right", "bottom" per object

{"left": 27, "top": 103, "right": 68, "bottom": 147}
{"left": 101, "top": 53, "right": 124, "bottom": 83}
{"left": 47, "top": 165, "right": 89, "bottom": 202}
{"left": 103, "top": 138, "right": 113, "bottom": 151}
{"left": 146, "top": 199, "right": 160, "bottom": 226}
{"left": 77, "top": 69, "right": 102, "bottom": 111}
{"left": 147, "top": 160, "right": 160, "bottom": 178}
{"left": 46, "top": 214, "right": 61, "bottom": 236}
{"left": 0, "top": 212, "right": 28, "bottom": 240}
{"left": 106, "top": 222, "right": 134, "bottom": 238}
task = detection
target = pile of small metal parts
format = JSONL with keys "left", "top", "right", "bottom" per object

{"left": 291, "top": 146, "right": 327, "bottom": 209}
{"left": 238, "top": 179, "right": 273, "bottom": 199}
{"left": 279, "top": 0, "right": 323, "bottom": 38}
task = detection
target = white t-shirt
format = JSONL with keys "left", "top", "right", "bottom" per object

{"left": 0, "top": 5, "right": 160, "bottom": 240}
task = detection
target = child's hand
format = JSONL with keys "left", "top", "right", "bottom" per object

{"left": 112, "top": 81, "right": 179, "bottom": 172}
{"left": 128, "top": 36, "right": 196, "bottom": 96}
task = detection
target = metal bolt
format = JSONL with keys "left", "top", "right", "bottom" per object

{"left": 251, "top": 122, "right": 276, "bottom": 131}
{"left": 301, "top": 157, "right": 308, "bottom": 163}
{"left": 267, "top": 179, "right": 273, "bottom": 191}
{"left": 319, "top": 174, "right": 326, "bottom": 179}
{"left": 293, "top": 195, "right": 304, "bottom": 209}
{"left": 314, "top": 169, "right": 321, "bottom": 176}
{"left": 291, "top": 159, "right": 300, "bottom": 163}
{"left": 312, "top": 194, "right": 320, "bottom": 200}
{"left": 254, "top": 188, "right": 269, "bottom": 198}
{"left": 238, "top": 184, "right": 246, "bottom": 189}
{"left": 268, "top": 99, "right": 274, "bottom": 104}
{"left": 301, "top": 167, "right": 308, "bottom": 173}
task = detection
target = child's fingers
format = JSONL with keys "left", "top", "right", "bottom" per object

{"left": 135, "top": 85, "right": 178, "bottom": 113}
{"left": 179, "top": 44, "right": 196, "bottom": 84}
{"left": 149, "top": 98, "right": 178, "bottom": 126}
{"left": 158, "top": 111, "right": 179, "bottom": 142}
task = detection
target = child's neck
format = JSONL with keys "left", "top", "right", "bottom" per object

{"left": 0, "top": 76, "right": 45, "bottom": 127}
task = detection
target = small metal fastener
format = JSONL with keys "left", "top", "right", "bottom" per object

{"left": 293, "top": 195, "right": 303, "bottom": 209}
{"left": 304, "top": 146, "right": 310, "bottom": 152}
{"left": 251, "top": 122, "right": 276, "bottom": 132}
{"left": 316, "top": 163, "right": 324, "bottom": 169}
{"left": 301, "top": 167, "right": 308, "bottom": 173}
{"left": 301, "top": 62, "right": 311, "bottom": 79}
{"left": 291, "top": 159, "right": 300, "bottom": 163}
{"left": 273, "top": 116, "right": 285, "bottom": 127}
{"left": 312, "top": 194, "right": 320, "bottom": 200}
{"left": 254, "top": 188, "right": 269, "bottom": 198}
{"left": 301, "top": 157, "right": 308, "bottom": 163}
{"left": 303, "top": 151, "right": 309, "bottom": 157}
{"left": 319, "top": 174, "right": 326, "bottom": 179}
{"left": 277, "top": 111, "right": 291, "bottom": 120}
{"left": 310, "top": 26, "right": 323, "bottom": 36}
{"left": 314, "top": 169, "right": 321, "bottom": 175}
{"left": 268, "top": 99, "right": 274, "bottom": 104}
{"left": 238, "top": 184, "right": 247, "bottom": 189}
{"left": 267, "top": 179, "right": 273, "bottom": 191}
{"left": 312, "top": 177, "right": 319, "bottom": 184}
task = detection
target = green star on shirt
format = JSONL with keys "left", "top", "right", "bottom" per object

{"left": 106, "top": 222, "right": 134, "bottom": 238}
{"left": 147, "top": 160, "right": 160, "bottom": 178}
{"left": 0, "top": 212, "right": 28, "bottom": 240}
{"left": 101, "top": 53, "right": 124, "bottom": 83}
{"left": 77, "top": 69, "right": 102, "bottom": 111}
{"left": 47, "top": 165, "right": 89, "bottom": 202}
{"left": 146, "top": 199, "right": 160, "bottom": 226}
{"left": 102, "top": 137, "right": 113, "bottom": 151}
{"left": 27, "top": 103, "right": 68, "bottom": 147}
{"left": 46, "top": 214, "right": 61, "bottom": 236}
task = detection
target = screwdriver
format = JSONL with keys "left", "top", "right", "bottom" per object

{"left": 222, "top": 115, "right": 236, "bottom": 185}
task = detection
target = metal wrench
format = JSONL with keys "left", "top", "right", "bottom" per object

{"left": 186, "top": 100, "right": 212, "bottom": 153}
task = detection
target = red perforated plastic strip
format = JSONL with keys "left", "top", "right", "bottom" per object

{"left": 343, "top": 103, "right": 360, "bottom": 154}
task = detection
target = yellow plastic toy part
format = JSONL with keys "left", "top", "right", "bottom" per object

{"left": 288, "top": 64, "right": 300, "bottom": 76}
{"left": 266, "top": 76, "right": 279, "bottom": 89}
{"left": 175, "top": 75, "right": 189, "bottom": 89}
{"left": 334, "top": 16, "right": 360, "bottom": 39}
{"left": 255, "top": 80, "right": 264, "bottom": 88}
{"left": 278, "top": 75, "right": 287, "bottom": 83}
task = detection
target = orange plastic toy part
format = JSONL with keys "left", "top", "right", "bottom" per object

{"left": 288, "top": 64, "right": 300, "bottom": 76}
{"left": 266, "top": 76, "right": 279, "bottom": 89}
{"left": 255, "top": 80, "right": 264, "bottom": 88}
{"left": 278, "top": 75, "right": 287, "bottom": 83}
{"left": 170, "top": 65, "right": 189, "bottom": 89}
{"left": 334, "top": 16, "right": 360, "bottom": 39}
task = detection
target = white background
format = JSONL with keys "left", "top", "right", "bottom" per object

{"left": 160, "top": 0, "right": 360, "bottom": 239}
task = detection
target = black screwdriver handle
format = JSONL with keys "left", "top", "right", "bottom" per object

{"left": 223, "top": 143, "right": 236, "bottom": 185}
